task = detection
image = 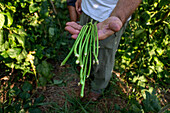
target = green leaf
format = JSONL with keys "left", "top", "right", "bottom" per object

{"left": 138, "top": 76, "right": 147, "bottom": 82}
{"left": 34, "top": 95, "right": 44, "bottom": 104}
{"left": 156, "top": 48, "right": 164, "bottom": 56}
{"left": 8, "top": 33, "right": 17, "bottom": 47}
{"left": 29, "top": 3, "right": 39, "bottom": 13}
{"left": 131, "top": 104, "right": 141, "bottom": 112}
{"left": 132, "top": 76, "right": 138, "bottom": 83}
{"left": 9, "top": 89, "right": 17, "bottom": 97}
{"left": 135, "top": 29, "right": 145, "bottom": 37}
{"left": 1, "top": 51, "right": 9, "bottom": 59}
{"left": 37, "top": 60, "right": 52, "bottom": 78}
{"left": 22, "top": 82, "right": 33, "bottom": 92}
{"left": 7, "top": 48, "right": 21, "bottom": 59}
{"left": 164, "top": 26, "right": 168, "bottom": 35}
{"left": 0, "top": 30, "right": 4, "bottom": 45}
{"left": 16, "top": 53, "right": 24, "bottom": 62}
{"left": 15, "top": 34, "right": 25, "bottom": 48}
{"left": 7, "top": 4, "right": 16, "bottom": 13}
{"left": 21, "top": 49, "right": 28, "bottom": 58}
{"left": 6, "top": 12, "right": 13, "bottom": 27}
{"left": 21, "top": 3, "right": 27, "bottom": 8}
{"left": 114, "top": 104, "right": 120, "bottom": 110}
{"left": 122, "top": 55, "right": 131, "bottom": 61}
{"left": 18, "top": 28, "right": 27, "bottom": 36}
{"left": 5, "top": 62, "right": 15, "bottom": 68}
{"left": 19, "top": 92, "right": 30, "bottom": 100}
{"left": 154, "top": 57, "right": 164, "bottom": 67}
{"left": 23, "top": 100, "right": 32, "bottom": 109}
{"left": 137, "top": 81, "right": 146, "bottom": 88}
{"left": 39, "top": 77, "right": 47, "bottom": 86}
{"left": 0, "top": 3, "right": 6, "bottom": 11}
{"left": 35, "top": 45, "right": 45, "bottom": 59}
{"left": 13, "top": 85, "right": 22, "bottom": 95}
{"left": 0, "top": 13, "right": 5, "bottom": 29}
{"left": 40, "top": 1, "right": 49, "bottom": 17}
{"left": 49, "top": 27, "right": 55, "bottom": 36}
{"left": 0, "top": 44, "right": 5, "bottom": 52}
{"left": 142, "top": 91, "right": 161, "bottom": 112}
{"left": 53, "top": 79, "right": 63, "bottom": 85}
{"left": 16, "top": 49, "right": 27, "bottom": 62}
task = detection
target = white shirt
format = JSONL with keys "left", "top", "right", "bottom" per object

{"left": 81, "top": 0, "right": 118, "bottom": 22}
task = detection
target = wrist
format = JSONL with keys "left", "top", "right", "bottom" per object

{"left": 110, "top": 14, "right": 125, "bottom": 25}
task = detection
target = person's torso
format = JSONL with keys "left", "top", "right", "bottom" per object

{"left": 81, "top": 0, "right": 118, "bottom": 22}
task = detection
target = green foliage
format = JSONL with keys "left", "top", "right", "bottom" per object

{"left": 2, "top": 82, "right": 44, "bottom": 113}
{"left": 114, "top": 0, "right": 169, "bottom": 112}
{"left": 142, "top": 91, "right": 161, "bottom": 112}
{"left": 37, "top": 60, "right": 54, "bottom": 86}
{"left": 0, "top": 0, "right": 69, "bottom": 112}
{"left": 0, "top": 0, "right": 69, "bottom": 76}
{"left": 115, "top": 0, "right": 169, "bottom": 89}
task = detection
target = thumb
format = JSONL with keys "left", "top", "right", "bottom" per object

{"left": 109, "top": 17, "right": 122, "bottom": 32}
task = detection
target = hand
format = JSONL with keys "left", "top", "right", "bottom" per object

{"left": 65, "top": 22, "right": 82, "bottom": 38}
{"left": 75, "top": 0, "right": 82, "bottom": 15}
{"left": 65, "top": 16, "right": 123, "bottom": 40}
{"left": 97, "top": 16, "right": 122, "bottom": 40}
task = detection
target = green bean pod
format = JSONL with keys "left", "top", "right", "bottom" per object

{"left": 80, "top": 42, "right": 90, "bottom": 97}
{"left": 74, "top": 25, "right": 87, "bottom": 58}
{"left": 84, "top": 26, "right": 92, "bottom": 56}
{"left": 61, "top": 20, "right": 99, "bottom": 97}
{"left": 92, "top": 23, "right": 99, "bottom": 64}
{"left": 61, "top": 25, "right": 86, "bottom": 66}
{"left": 78, "top": 25, "right": 92, "bottom": 68}
{"left": 87, "top": 28, "right": 93, "bottom": 78}
{"left": 94, "top": 22, "right": 99, "bottom": 58}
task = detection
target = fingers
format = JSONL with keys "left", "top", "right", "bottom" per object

{"left": 66, "top": 22, "right": 82, "bottom": 30}
{"left": 65, "top": 26, "right": 79, "bottom": 39}
{"left": 71, "top": 34, "right": 79, "bottom": 39}
{"left": 65, "top": 22, "right": 82, "bottom": 39}
{"left": 65, "top": 25, "right": 80, "bottom": 35}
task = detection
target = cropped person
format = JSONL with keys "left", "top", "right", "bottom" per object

{"left": 65, "top": 0, "right": 142, "bottom": 101}
{"left": 67, "top": 0, "right": 79, "bottom": 22}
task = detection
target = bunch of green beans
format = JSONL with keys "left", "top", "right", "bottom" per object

{"left": 61, "top": 20, "right": 99, "bottom": 97}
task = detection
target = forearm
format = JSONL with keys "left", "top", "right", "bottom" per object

{"left": 111, "top": 0, "right": 142, "bottom": 24}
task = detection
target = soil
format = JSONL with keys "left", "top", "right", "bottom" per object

{"left": 37, "top": 61, "right": 129, "bottom": 113}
